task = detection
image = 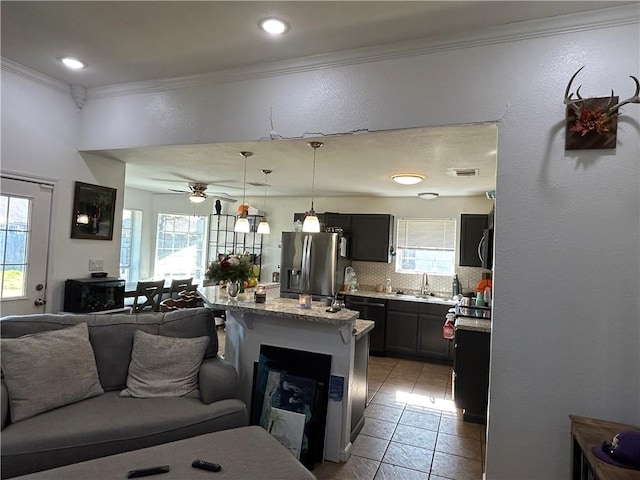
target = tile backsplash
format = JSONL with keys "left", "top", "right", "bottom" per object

{"left": 351, "top": 261, "right": 488, "bottom": 296}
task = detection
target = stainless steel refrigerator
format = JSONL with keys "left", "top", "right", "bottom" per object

{"left": 280, "top": 232, "right": 351, "bottom": 301}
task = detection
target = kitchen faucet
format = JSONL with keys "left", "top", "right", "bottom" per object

{"left": 421, "top": 272, "right": 430, "bottom": 294}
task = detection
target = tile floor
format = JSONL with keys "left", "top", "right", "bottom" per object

{"left": 313, "top": 356, "right": 485, "bottom": 480}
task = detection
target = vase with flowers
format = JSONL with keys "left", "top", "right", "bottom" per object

{"left": 205, "top": 254, "right": 253, "bottom": 298}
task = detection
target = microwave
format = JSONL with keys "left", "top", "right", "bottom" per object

{"left": 479, "top": 228, "right": 493, "bottom": 270}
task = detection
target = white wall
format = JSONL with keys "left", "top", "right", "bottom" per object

{"left": 1, "top": 68, "right": 125, "bottom": 312}
{"left": 78, "top": 9, "right": 640, "bottom": 477}
{"left": 3, "top": 5, "right": 639, "bottom": 478}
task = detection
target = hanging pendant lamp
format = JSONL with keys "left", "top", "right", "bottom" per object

{"left": 303, "top": 141, "right": 322, "bottom": 233}
{"left": 257, "top": 169, "right": 271, "bottom": 234}
{"left": 234, "top": 151, "right": 252, "bottom": 233}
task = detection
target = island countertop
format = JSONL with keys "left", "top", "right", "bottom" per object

{"left": 198, "top": 285, "right": 359, "bottom": 326}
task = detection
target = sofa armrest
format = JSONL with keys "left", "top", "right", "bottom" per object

{"left": 199, "top": 356, "right": 240, "bottom": 405}
{"left": 1, "top": 378, "right": 9, "bottom": 430}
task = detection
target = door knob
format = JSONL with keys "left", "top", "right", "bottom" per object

{"left": 34, "top": 298, "right": 47, "bottom": 307}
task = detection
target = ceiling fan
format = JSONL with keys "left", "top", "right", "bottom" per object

{"left": 168, "top": 183, "right": 237, "bottom": 204}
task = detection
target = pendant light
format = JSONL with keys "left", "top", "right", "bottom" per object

{"left": 256, "top": 169, "right": 272, "bottom": 235}
{"left": 303, "top": 141, "right": 322, "bottom": 233}
{"left": 234, "top": 151, "right": 252, "bottom": 233}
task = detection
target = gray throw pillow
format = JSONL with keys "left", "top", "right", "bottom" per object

{"left": 120, "top": 330, "right": 210, "bottom": 398}
{"left": 0, "top": 322, "right": 104, "bottom": 423}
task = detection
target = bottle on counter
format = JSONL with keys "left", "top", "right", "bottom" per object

{"left": 452, "top": 274, "right": 460, "bottom": 297}
{"left": 385, "top": 277, "right": 393, "bottom": 294}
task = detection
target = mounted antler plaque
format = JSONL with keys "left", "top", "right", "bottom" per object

{"left": 564, "top": 66, "right": 640, "bottom": 150}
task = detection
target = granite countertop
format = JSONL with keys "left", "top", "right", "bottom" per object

{"left": 455, "top": 317, "right": 491, "bottom": 333}
{"left": 198, "top": 286, "right": 358, "bottom": 326}
{"left": 345, "top": 289, "right": 458, "bottom": 306}
{"left": 354, "top": 319, "right": 375, "bottom": 338}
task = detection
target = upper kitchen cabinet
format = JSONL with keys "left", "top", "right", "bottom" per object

{"left": 459, "top": 214, "right": 488, "bottom": 267}
{"left": 351, "top": 214, "right": 395, "bottom": 263}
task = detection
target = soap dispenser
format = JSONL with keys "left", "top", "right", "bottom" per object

{"left": 385, "top": 277, "right": 392, "bottom": 294}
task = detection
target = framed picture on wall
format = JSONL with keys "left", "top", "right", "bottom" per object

{"left": 70, "top": 181, "right": 117, "bottom": 240}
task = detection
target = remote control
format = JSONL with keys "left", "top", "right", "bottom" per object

{"left": 127, "top": 465, "right": 170, "bottom": 478}
{"left": 192, "top": 460, "right": 222, "bottom": 472}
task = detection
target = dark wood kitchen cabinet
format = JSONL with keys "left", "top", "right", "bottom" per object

{"left": 459, "top": 214, "right": 488, "bottom": 267}
{"left": 453, "top": 327, "right": 490, "bottom": 423}
{"left": 385, "top": 300, "right": 418, "bottom": 355}
{"left": 417, "top": 303, "right": 453, "bottom": 362}
{"left": 351, "top": 214, "right": 394, "bottom": 263}
{"left": 345, "top": 295, "right": 386, "bottom": 356}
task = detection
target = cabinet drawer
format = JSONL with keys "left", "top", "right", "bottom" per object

{"left": 387, "top": 299, "right": 420, "bottom": 314}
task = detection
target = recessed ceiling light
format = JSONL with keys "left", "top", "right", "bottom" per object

{"left": 391, "top": 174, "right": 424, "bottom": 185}
{"left": 418, "top": 192, "right": 439, "bottom": 200}
{"left": 259, "top": 18, "right": 289, "bottom": 35}
{"left": 60, "top": 57, "right": 86, "bottom": 70}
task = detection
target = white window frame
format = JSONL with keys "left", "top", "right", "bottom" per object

{"left": 154, "top": 213, "right": 208, "bottom": 282}
{"left": 120, "top": 209, "right": 143, "bottom": 282}
{"left": 395, "top": 218, "right": 456, "bottom": 276}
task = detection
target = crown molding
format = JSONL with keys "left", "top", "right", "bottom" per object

{"left": 1, "top": 57, "right": 70, "bottom": 94}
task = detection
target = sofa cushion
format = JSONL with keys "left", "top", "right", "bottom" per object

{"left": 0, "top": 323, "right": 104, "bottom": 423}
{"left": 0, "top": 392, "right": 248, "bottom": 478}
{"left": 120, "top": 331, "right": 209, "bottom": 398}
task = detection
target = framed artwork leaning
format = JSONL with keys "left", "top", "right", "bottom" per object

{"left": 70, "top": 181, "right": 117, "bottom": 240}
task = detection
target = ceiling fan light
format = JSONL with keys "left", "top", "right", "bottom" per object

{"left": 257, "top": 220, "right": 271, "bottom": 235}
{"left": 234, "top": 216, "right": 250, "bottom": 233}
{"left": 392, "top": 174, "right": 424, "bottom": 185}
{"left": 418, "top": 192, "right": 439, "bottom": 200}
{"left": 302, "top": 214, "right": 320, "bottom": 233}
{"left": 189, "top": 192, "right": 207, "bottom": 203}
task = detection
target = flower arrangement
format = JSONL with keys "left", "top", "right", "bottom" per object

{"left": 205, "top": 254, "right": 253, "bottom": 284}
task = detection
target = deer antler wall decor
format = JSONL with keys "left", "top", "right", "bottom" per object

{"left": 564, "top": 66, "right": 640, "bottom": 150}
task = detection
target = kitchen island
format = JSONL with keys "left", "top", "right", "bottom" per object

{"left": 198, "top": 286, "right": 373, "bottom": 464}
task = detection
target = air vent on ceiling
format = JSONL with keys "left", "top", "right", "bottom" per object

{"left": 450, "top": 168, "right": 479, "bottom": 177}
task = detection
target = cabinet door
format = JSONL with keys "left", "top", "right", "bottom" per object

{"left": 325, "top": 213, "right": 352, "bottom": 232}
{"left": 385, "top": 310, "right": 418, "bottom": 354}
{"left": 417, "top": 314, "right": 452, "bottom": 361}
{"left": 453, "top": 329, "right": 490, "bottom": 422}
{"left": 459, "top": 214, "right": 488, "bottom": 267}
{"left": 351, "top": 214, "right": 394, "bottom": 262}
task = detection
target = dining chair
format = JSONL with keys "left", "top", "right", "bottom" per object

{"left": 131, "top": 280, "right": 165, "bottom": 312}
{"left": 168, "top": 277, "right": 193, "bottom": 299}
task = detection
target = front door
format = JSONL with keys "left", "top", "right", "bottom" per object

{"left": 0, "top": 176, "right": 53, "bottom": 316}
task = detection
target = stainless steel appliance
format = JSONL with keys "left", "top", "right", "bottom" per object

{"left": 280, "top": 232, "right": 350, "bottom": 301}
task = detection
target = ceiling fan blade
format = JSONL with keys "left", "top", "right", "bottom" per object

{"left": 168, "top": 188, "right": 190, "bottom": 193}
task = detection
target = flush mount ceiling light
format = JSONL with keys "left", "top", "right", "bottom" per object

{"left": 259, "top": 18, "right": 289, "bottom": 35}
{"left": 391, "top": 174, "right": 424, "bottom": 185}
{"left": 234, "top": 151, "right": 252, "bottom": 233}
{"left": 418, "top": 192, "right": 439, "bottom": 200}
{"left": 302, "top": 141, "right": 323, "bottom": 233}
{"left": 59, "top": 57, "right": 86, "bottom": 70}
{"left": 256, "top": 169, "right": 272, "bottom": 235}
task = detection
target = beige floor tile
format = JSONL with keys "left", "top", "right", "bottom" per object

{"left": 370, "top": 370, "right": 391, "bottom": 382}
{"left": 388, "top": 371, "right": 421, "bottom": 382}
{"left": 314, "top": 455, "right": 380, "bottom": 480}
{"left": 399, "top": 410, "right": 441, "bottom": 431}
{"left": 369, "top": 356, "right": 399, "bottom": 367}
{"left": 430, "top": 451, "right": 483, "bottom": 480}
{"left": 391, "top": 423, "right": 438, "bottom": 450}
{"left": 351, "top": 434, "right": 390, "bottom": 461}
{"left": 368, "top": 388, "right": 378, "bottom": 403}
{"left": 375, "top": 462, "right": 429, "bottom": 480}
{"left": 360, "top": 417, "right": 398, "bottom": 441}
{"left": 369, "top": 380, "right": 383, "bottom": 391}
{"left": 381, "top": 442, "right": 433, "bottom": 473}
{"left": 364, "top": 403, "right": 404, "bottom": 423}
{"left": 378, "top": 380, "right": 415, "bottom": 394}
{"left": 411, "top": 384, "right": 447, "bottom": 399}
{"left": 370, "top": 390, "right": 408, "bottom": 408}
{"left": 435, "top": 432, "right": 483, "bottom": 461}
{"left": 438, "top": 416, "right": 483, "bottom": 440}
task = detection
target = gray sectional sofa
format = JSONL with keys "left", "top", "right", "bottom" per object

{"left": 0, "top": 308, "right": 248, "bottom": 479}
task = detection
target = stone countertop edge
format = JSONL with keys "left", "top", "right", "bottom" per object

{"left": 345, "top": 289, "right": 458, "bottom": 306}
{"left": 354, "top": 319, "right": 375, "bottom": 339}
{"left": 198, "top": 287, "right": 358, "bottom": 326}
{"left": 455, "top": 317, "right": 491, "bottom": 333}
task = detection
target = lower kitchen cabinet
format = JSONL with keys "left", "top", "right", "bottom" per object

{"left": 386, "top": 300, "right": 453, "bottom": 363}
{"left": 453, "top": 328, "right": 490, "bottom": 423}
{"left": 418, "top": 313, "right": 452, "bottom": 361}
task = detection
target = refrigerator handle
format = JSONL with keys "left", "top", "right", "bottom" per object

{"left": 302, "top": 234, "right": 312, "bottom": 292}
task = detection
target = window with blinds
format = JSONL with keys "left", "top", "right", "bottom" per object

{"left": 396, "top": 218, "right": 456, "bottom": 275}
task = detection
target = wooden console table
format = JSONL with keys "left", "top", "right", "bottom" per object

{"left": 570, "top": 415, "right": 640, "bottom": 480}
